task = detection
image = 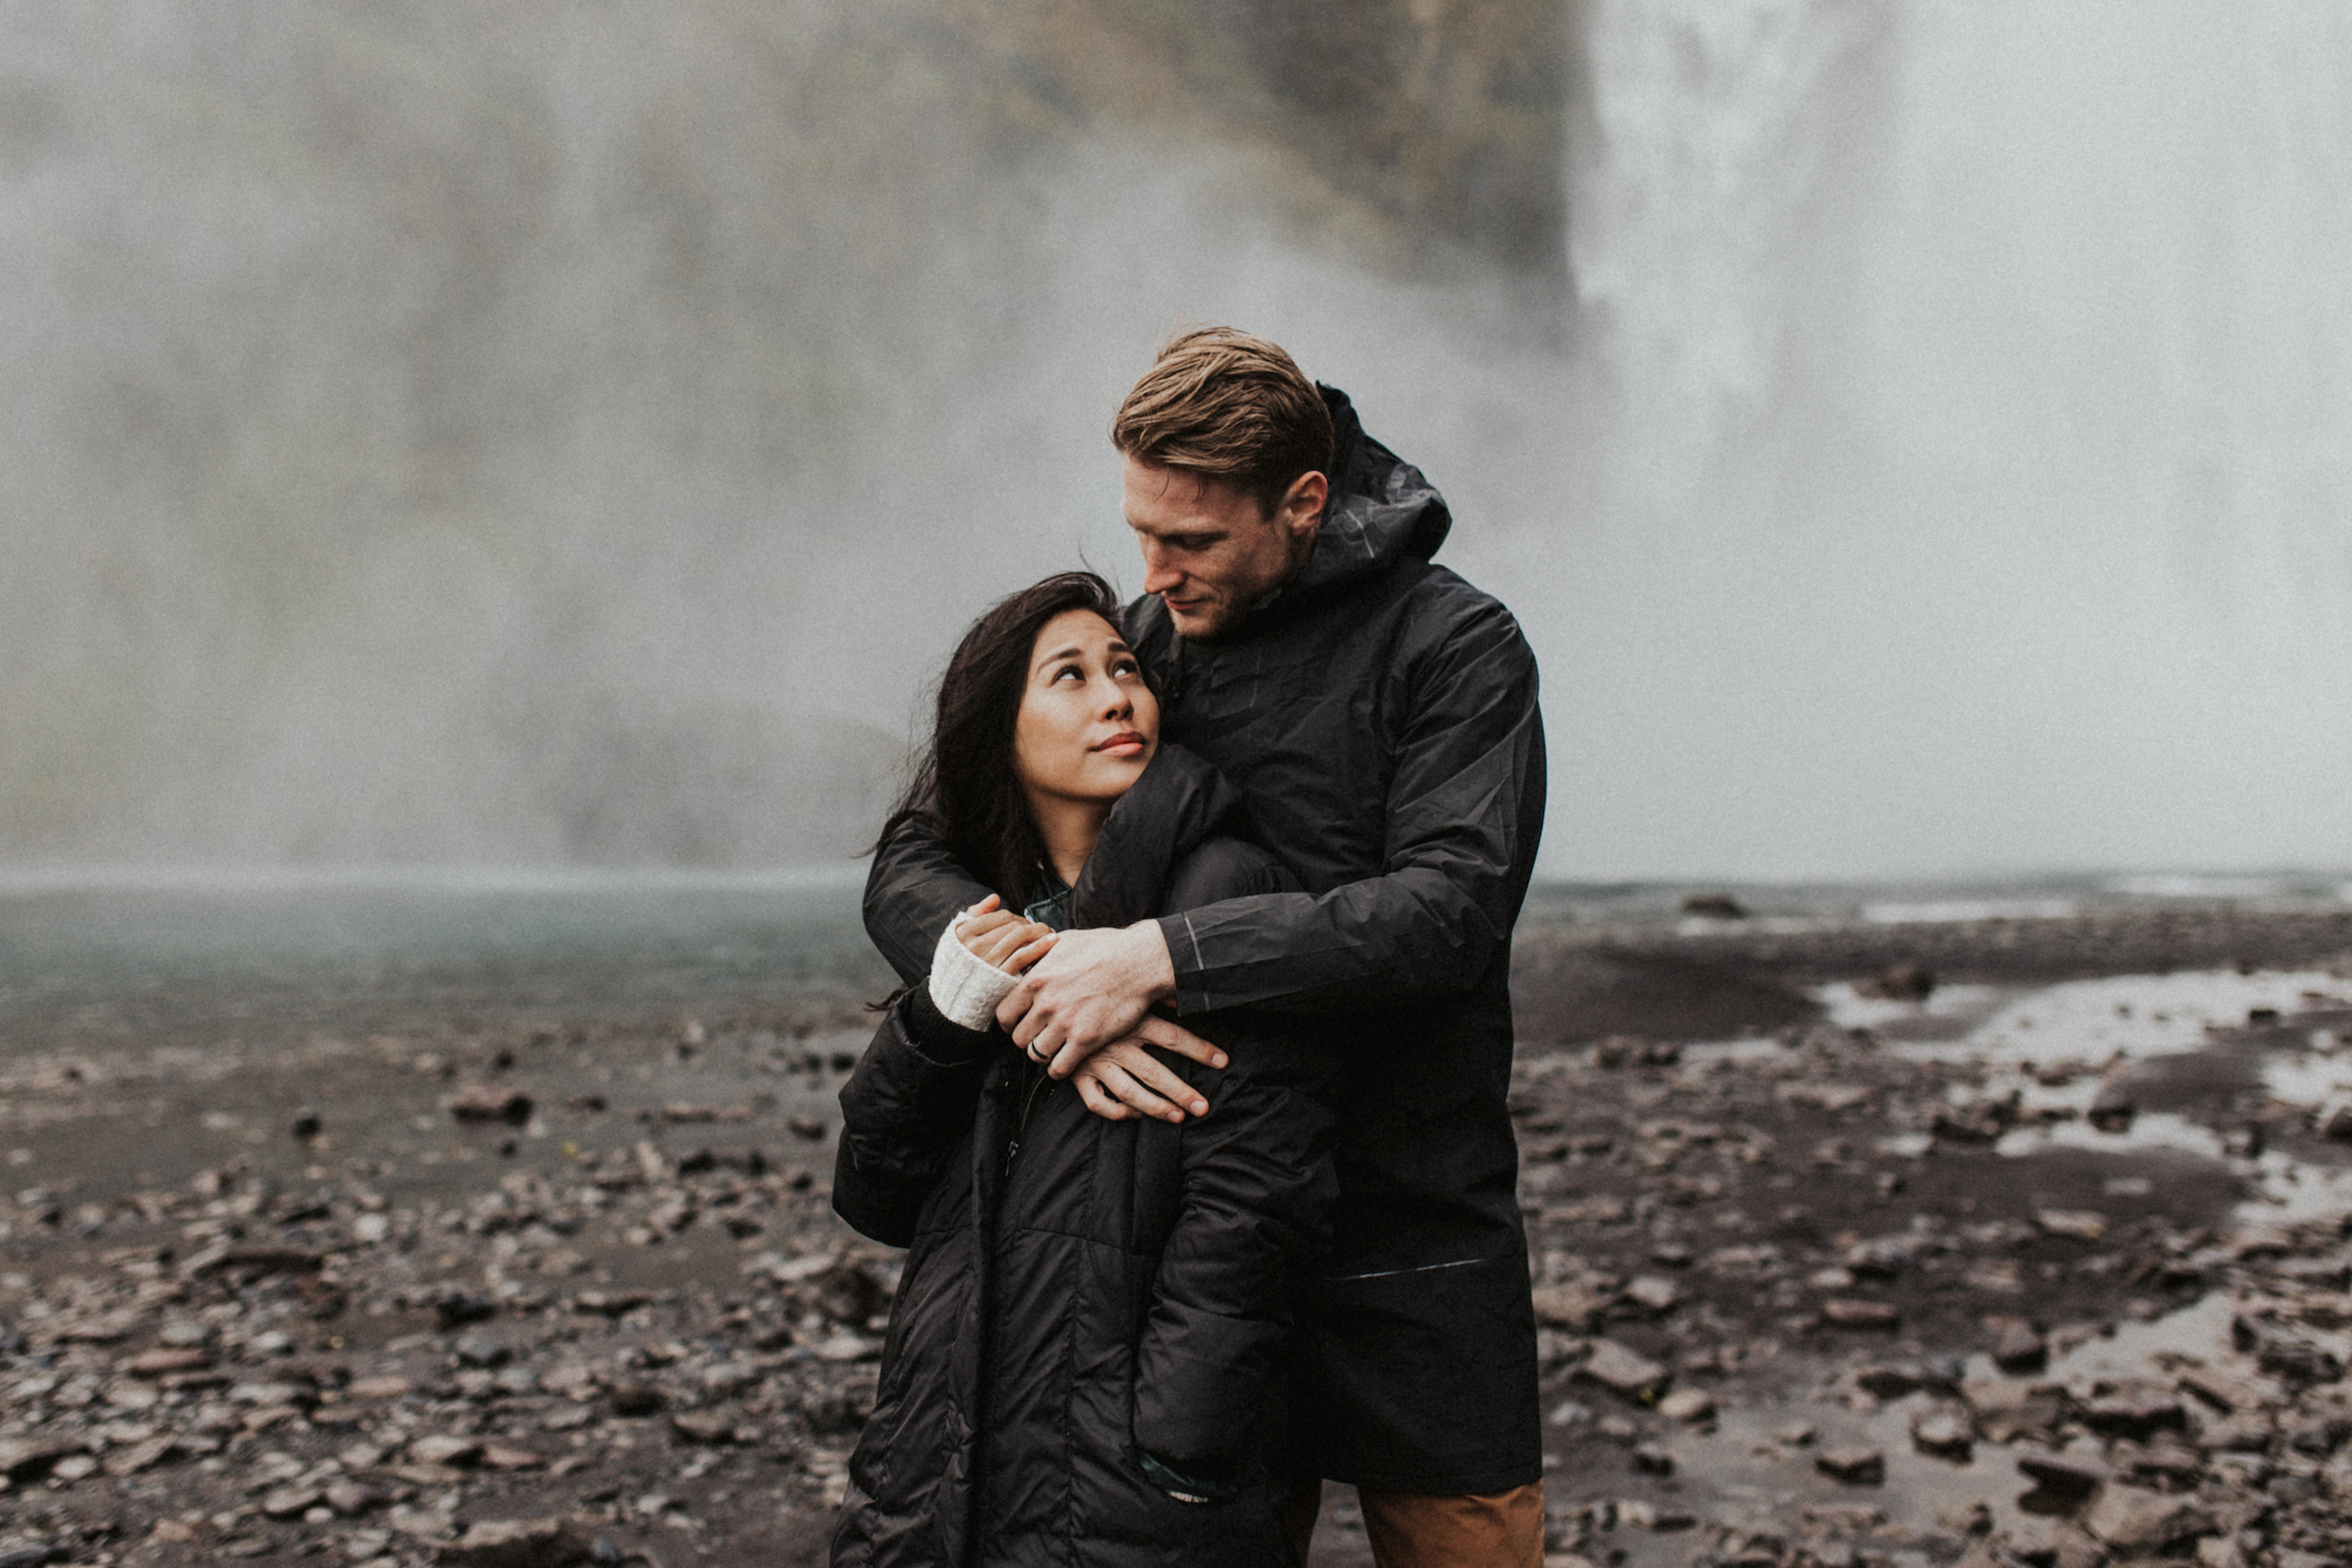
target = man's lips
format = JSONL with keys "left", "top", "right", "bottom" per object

{"left": 1093, "top": 732, "right": 1149, "bottom": 755}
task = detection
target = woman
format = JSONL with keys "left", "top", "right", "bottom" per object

{"left": 830, "top": 573, "right": 1334, "bottom": 1568}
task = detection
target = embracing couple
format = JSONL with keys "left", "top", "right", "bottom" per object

{"left": 830, "top": 327, "right": 1548, "bottom": 1567}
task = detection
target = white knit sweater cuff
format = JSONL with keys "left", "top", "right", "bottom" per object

{"left": 928, "top": 913, "right": 1019, "bottom": 1031}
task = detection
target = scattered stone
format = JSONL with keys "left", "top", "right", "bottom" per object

{"left": 1987, "top": 1316, "right": 2047, "bottom": 1373}
{"left": 1856, "top": 963, "right": 1934, "bottom": 1002}
{"left": 1629, "top": 1442, "right": 1675, "bottom": 1475}
{"left": 448, "top": 1085, "right": 535, "bottom": 1125}
{"left": 326, "top": 1480, "right": 389, "bottom": 1515}
{"left": 2015, "top": 1446, "right": 2115, "bottom": 1496}
{"left": 437, "top": 1516, "right": 594, "bottom": 1568}
{"left": 0, "top": 1436, "right": 83, "bottom": 1483}
{"left": 453, "top": 1332, "right": 510, "bottom": 1369}
{"left": 408, "top": 1435, "right": 485, "bottom": 1467}
{"left": 1680, "top": 894, "right": 1746, "bottom": 919}
{"left": 124, "top": 1346, "right": 213, "bottom": 1377}
{"left": 2035, "top": 1209, "right": 2109, "bottom": 1242}
{"left": 608, "top": 1382, "right": 666, "bottom": 1417}
{"left": 1575, "top": 1339, "right": 1668, "bottom": 1402}
{"left": 2233, "top": 1314, "right": 2344, "bottom": 1386}
{"left": 1814, "top": 1447, "right": 1885, "bottom": 1485}
{"left": 2083, "top": 1484, "right": 2217, "bottom": 1553}
{"left": 1820, "top": 1299, "right": 1900, "bottom": 1331}
{"left": 670, "top": 1410, "right": 740, "bottom": 1445}
{"left": 2087, "top": 1091, "right": 2137, "bottom": 1133}
{"left": 2080, "top": 1381, "right": 2186, "bottom": 1440}
{"left": 1657, "top": 1387, "right": 1715, "bottom": 1424}
{"left": 1911, "top": 1410, "right": 1974, "bottom": 1461}
{"left": 1621, "top": 1275, "right": 1682, "bottom": 1315}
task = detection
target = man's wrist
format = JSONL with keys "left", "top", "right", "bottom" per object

{"left": 1132, "top": 919, "right": 1177, "bottom": 1006}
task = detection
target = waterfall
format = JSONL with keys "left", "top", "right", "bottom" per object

{"left": 1530, "top": 0, "right": 2352, "bottom": 877}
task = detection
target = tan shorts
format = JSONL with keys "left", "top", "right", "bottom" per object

{"left": 1289, "top": 1477, "right": 1545, "bottom": 1568}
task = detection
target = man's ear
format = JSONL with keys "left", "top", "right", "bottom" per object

{"left": 1279, "top": 470, "right": 1328, "bottom": 540}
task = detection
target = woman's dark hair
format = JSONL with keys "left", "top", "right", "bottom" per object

{"left": 880, "top": 571, "right": 1127, "bottom": 908}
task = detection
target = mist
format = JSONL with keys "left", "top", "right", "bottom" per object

{"left": 4, "top": 1, "right": 2348, "bottom": 881}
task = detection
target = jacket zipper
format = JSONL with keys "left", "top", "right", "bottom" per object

{"left": 1001, "top": 1064, "right": 1049, "bottom": 1179}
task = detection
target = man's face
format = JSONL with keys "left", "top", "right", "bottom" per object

{"left": 1121, "top": 458, "right": 1325, "bottom": 641}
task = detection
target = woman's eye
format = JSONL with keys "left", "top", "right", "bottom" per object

{"left": 1051, "top": 665, "right": 1082, "bottom": 682}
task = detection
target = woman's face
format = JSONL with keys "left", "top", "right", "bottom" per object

{"left": 1012, "top": 609, "right": 1159, "bottom": 811}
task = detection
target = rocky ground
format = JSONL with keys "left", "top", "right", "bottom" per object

{"left": 4, "top": 904, "right": 2352, "bottom": 1567}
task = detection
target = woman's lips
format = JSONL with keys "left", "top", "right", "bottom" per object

{"left": 1094, "top": 732, "right": 1149, "bottom": 756}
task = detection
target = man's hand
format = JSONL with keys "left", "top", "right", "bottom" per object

{"left": 999, "top": 921, "right": 1177, "bottom": 1076}
{"left": 1071, "top": 1018, "right": 1229, "bottom": 1123}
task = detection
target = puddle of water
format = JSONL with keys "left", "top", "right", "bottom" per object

{"left": 1993, "top": 1112, "right": 2225, "bottom": 1162}
{"left": 1827, "top": 970, "right": 2347, "bottom": 1065}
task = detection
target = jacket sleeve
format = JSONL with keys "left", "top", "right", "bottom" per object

{"left": 1130, "top": 1032, "right": 1337, "bottom": 1481}
{"left": 1156, "top": 594, "right": 1546, "bottom": 1015}
{"left": 864, "top": 810, "right": 995, "bottom": 987}
{"left": 832, "top": 988, "right": 994, "bottom": 1247}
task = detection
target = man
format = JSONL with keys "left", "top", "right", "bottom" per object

{"left": 864, "top": 326, "right": 1547, "bottom": 1565}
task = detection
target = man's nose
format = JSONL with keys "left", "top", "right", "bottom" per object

{"left": 1139, "top": 550, "right": 1183, "bottom": 596}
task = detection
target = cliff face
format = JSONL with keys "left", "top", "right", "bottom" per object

{"left": 922, "top": 0, "right": 1571, "bottom": 275}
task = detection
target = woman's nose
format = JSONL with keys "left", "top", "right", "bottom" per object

{"left": 1098, "top": 681, "right": 1132, "bottom": 719}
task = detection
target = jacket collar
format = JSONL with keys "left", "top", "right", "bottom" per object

{"left": 1067, "top": 744, "right": 1246, "bottom": 929}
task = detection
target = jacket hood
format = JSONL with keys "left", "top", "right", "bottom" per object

{"left": 1069, "top": 743, "right": 1247, "bottom": 930}
{"left": 1285, "top": 385, "right": 1452, "bottom": 600}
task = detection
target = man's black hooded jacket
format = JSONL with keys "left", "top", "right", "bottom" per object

{"left": 864, "top": 386, "right": 1546, "bottom": 1495}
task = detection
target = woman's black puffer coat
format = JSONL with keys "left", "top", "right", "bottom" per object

{"left": 831, "top": 747, "right": 1336, "bottom": 1568}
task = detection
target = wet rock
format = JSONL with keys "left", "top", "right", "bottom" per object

{"left": 1988, "top": 1315, "right": 2048, "bottom": 1373}
{"left": 1629, "top": 1442, "right": 1675, "bottom": 1475}
{"left": 1855, "top": 1358, "right": 1961, "bottom": 1400}
{"left": 448, "top": 1085, "right": 534, "bottom": 1126}
{"left": 2080, "top": 1382, "right": 2186, "bottom": 1440}
{"left": 2035, "top": 1209, "right": 2109, "bottom": 1242}
{"left": 1680, "top": 894, "right": 1747, "bottom": 919}
{"left": 1912, "top": 1410, "right": 1975, "bottom": 1461}
{"left": 409, "top": 1435, "right": 485, "bottom": 1467}
{"left": 1575, "top": 1338, "right": 1668, "bottom": 1402}
{"left": 1857, "top": 963, "right": 1934, "bottom": 1002}
{"left": 437, "top": 1516, "right": 594, "bottom": 1568}
{"left": 608, "top": 1382, "right": 665, "bottom": 1417}
{"left": 671, "top": 1410, "right": 740, "bottom": 1445}
{"left": 1621, "top": 1275, "right": 1682, "bottom": 1316}
{"left": 1820, "top": 1299, "right": 1900, "bottom": 1331}
{"left": 2016, "top": 1446, "right": 2115, "bottom": 1504}
{"left": 0, "top": 1437, "right": 83, "bottom": 1483}
{"left": 453, "top": 1332, "right": 510, "bottom": 1369}
{"left": 2233, "top": 1315, "right": 2344, "bottom": 1386}
{"left": 1814, "top": 1447, "right": 1884, "bottom": 1485}
{"left": 2083, "top": 1483, "right": 2216, "bottom": 1553}
{"left": 1658, "top": 1388, "right": 1715, "bottom": 1424}
{"left": 2086, "top": 1090, "right": 2137, "bottom": 1133}
{"left": 261, "top": 1484, "right": 325, "bottom": 1519}
{"left": 103, "top": 1436, "right": 180, "bottom": 1477}
{"left": 326, "top": 1480, "right": 389, "bottom": 1515}
{"left": 1530, "top": 1283, "right": 1609, "bottom": 1333}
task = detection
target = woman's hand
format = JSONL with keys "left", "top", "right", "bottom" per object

{"left": 956, "top": 895, "right": 1057, "bottom": 974}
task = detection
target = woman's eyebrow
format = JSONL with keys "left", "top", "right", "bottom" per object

{"left": 1033, "top": 644, "right": 1085, "bottom": 667}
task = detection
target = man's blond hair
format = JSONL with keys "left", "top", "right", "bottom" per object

{"left": 1111, "top": 326, "right": 1335, "bottom": 516}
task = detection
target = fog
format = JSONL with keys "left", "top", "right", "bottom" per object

{"left": 4, "top": 1, "right": 2348, "bottom": 880}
